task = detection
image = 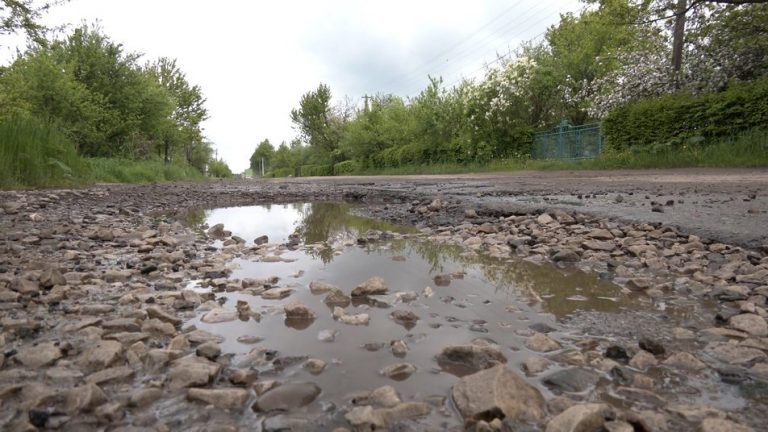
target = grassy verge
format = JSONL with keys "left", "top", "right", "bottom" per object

{"left": 85, "top": 158, "right": 204, "bottom": 184}
{"left": 0, "top": 115, "right": 86, "bottom": 188}
{"left": 1, "top": 115, "right": 207, "bottom": 189}
{"left": 352, "top": 128, "right": 768, "bottom": 176}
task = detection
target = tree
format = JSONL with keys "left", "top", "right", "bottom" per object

{"left": 586, "top": 1, "right": 768, "bottom": 116}
{"left": 146, "top": 57, "right": 208, "bottom": 164}
{"left": 623, "top": 0, "right": 768, "bottom": 72}
{"left": 545, "top": 0, "right": 652, "bottom": 123}
{"left": 249, "top": 138, "right": 274, "bottom": 176}
{"left": 290, "top": 83, "right": 344, "bottom": 162}
{"left": 208, "top": 158, "right": 232, "bottom": 178}
{"left": 0, "top": 0, "right": 65, "bottom": 42}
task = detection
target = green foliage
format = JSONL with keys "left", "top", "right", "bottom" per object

{"left": 0, "top": 114, "right": 84, "bottom": 188}
{"left": 290, "top": 83, "right": 344, "bottom": 161}
{"left": 300, "top": 164, "right": 332, "bottom": 177}
{"left": 0, "top": 24, "right": 214, "bottom": 188}
{"left": 333, "top": 160, "right": 359, "bottom": 175}
{"left": 85, "top": 157, "right": 203, "bottom": 183}
{"left": 268, "top": 168, "right": 295, "bottom": 178}
{"left": 207, "top": 159, "right": 232, "bottom": 178}
{"left": 0, "top": 0, "right": 61, "bottom": 42}
{"left": 0, "top": 114, "right": 204, "bottom": 189}
{"left": 603, "top": 78, "right": 768, "bottom": 149}
{"left": 249, "top": 138, "right": 274, "bottom": 175}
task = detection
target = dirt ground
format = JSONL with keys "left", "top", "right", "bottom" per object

{"left": 297, "top": 168, "right": 768, "bottom": 248}
{"left": 1, "top": 167, "right": 767, "bottom": 431}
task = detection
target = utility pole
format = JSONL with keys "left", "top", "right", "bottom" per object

{"left": 671, "top": 0, "right": 687, "bottom": 85}
{"left": 261, "top": 157, "right": 265, "bottom": 177}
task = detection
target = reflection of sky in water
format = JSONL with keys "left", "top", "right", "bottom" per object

{"left": 194, "top": 203, "right": 653, "bottom": 319}
{"left": 204, "top": 204, "right": 308, "bottom": 243}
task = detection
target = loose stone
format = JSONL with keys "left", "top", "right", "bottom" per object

{"left": 187, "top": 388, "right": 249, "bottom": 410}
{"left": 351, "top": 276, "right": 388, "bottom": 296}
{"left": 452, "top": 365, "right": 546, "bottom": 423}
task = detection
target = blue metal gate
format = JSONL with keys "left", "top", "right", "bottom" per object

{"left": 533, "top": 119, "right": 603, "bottom": 160}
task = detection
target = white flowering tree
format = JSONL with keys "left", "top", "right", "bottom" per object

{"left": 585, "top": 1, "right": 768, "bottom": 117}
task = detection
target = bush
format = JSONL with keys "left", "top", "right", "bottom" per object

{"left": 603, "top": 78, "right": 768, "bottom": 149}
{"left": 333, "top": 160, "right": 359, "bottom": 175}
{"left": 300, "top": 164, "right": 333, "bottom": 177}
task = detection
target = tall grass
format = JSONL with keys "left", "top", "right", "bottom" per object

{"left": 1, "top": 115, "right": 206, "bottom": 189}
{"left": 0, "top": 115, "right": 85, "bottom": 188}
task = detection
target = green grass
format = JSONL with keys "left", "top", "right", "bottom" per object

{"left": 1, "top": 115, "right": 207, "bottom": 189}
{"left": 0, "top": 115, "right": 86, "bottom": 188}
{"left": 85, "top": 158, "right": 204, "bottom": 184}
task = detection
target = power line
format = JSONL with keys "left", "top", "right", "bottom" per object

{"left": 383, "top": 1, "right": 561, "bottom": 94}
{"left": 392, "top": 1, "right": 587, "bottom": 97}
{"left": 378, "top": 0, "right": 525, "bottom": 90}
{"left": 386, "top": 2, "right": 574, "bottom": 97}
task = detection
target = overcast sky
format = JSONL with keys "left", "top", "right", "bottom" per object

{"left": 3, "top": 0, "right": 582, "bottom": 172}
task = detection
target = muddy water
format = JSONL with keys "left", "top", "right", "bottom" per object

{"left": 181, "top": 203, "right": 716, "bottom": 428}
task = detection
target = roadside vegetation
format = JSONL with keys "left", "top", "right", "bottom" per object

{"left": 0, "top": 1, "right": 232, "bottom": 189}
{"left": 249, "top": 1, "right": 768, "bottom": 177}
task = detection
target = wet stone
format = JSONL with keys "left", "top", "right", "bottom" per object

{"left": 545, "top": 403, "right": 613, "bottom": 432}
{"left": 525, "top": 332, "right": 561, "bottom": 352}
{"left": 662, "top": 352, "right": 707, "bottom": 370}
{"left": 14, "top": 342, "right": 62, "bottom": 368}
{"left": 391, "top": 340, "right": 409, "bottom": 357}
{"left": 437, "top": 343, "right": 507, "bottom": 376}
{"left": 129, "top": 388, "right": 163, "bottom": 408}
{"left": 699, "top": 418, "right": 752, "bottom": 432}
{"left": 169, "top": 357, "right": 220, "bottom": 389}
{"left": 79, "top": 340, "right": 122, "bottom": 371}
{"left": 187, "top": 388, "right": 249, "bottom": 410}
{"left": 638, "top": 337, "right": 665, "bottom": 356}
{"left": 252, "top": 382, "right": 322, "bottom": 412}
{"left": 324, "top": 289, "right": 351, "bottom": 307}
{"left": 390, "top": 310, "right": 419, "bottom": 328}
{"left": 201, "top": 308, "right": 237, "bottom": 323}
{"left": 452, "top": 365, "right": 546, "bottom": 424}
{"left": 543, "top": 368, "right": 600, "bottom": 394}
{"left": 308, "top": 280, "right": 339, "bottom": 294}
{"left": 85, "top": 366, "right": 134, "bottom": 385}
{"left": 195, "top": 341, "right": 221, "bottom": 360}
{"left": 704, "top": 341, "right": 767, "bottom": 365}
{"left": 380, "top": 362, "right": 417, "bottom": 381}
{"left": 729, "top": 313, "right": 768, "bottom": 337}
{"left": 262, "top": 287, "right": 294, "bottom": 300}
{"left": 605, "top": 345, "right": 630, "bottom": 362}
{"left": 318, "top": 329, "right": 337, "bottom": 342}
{"left": 351, "top": 276, "right": 388, "bottom": 296}
{"left": 284, "top": 302, "right": 316, "bottom": 320}
{"left": 303, "top": 358, "right": 326, "bottom": 375}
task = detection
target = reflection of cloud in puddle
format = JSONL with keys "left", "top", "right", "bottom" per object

{"left": 205, "top": 204, "right": 307, "bottom": 244}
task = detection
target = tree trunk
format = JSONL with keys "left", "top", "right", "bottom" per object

{"left": 671, "top": 0, "right": 688, "bottom": 85}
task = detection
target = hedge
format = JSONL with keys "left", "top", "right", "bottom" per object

{"left": 268, "top": 168, "right": 295, "bottom": 178}
{"left": 333, "top": 160, "right": 359, "bottom": 175}
{"left": 300, "top": 164, "right": 333, "bottom": 177}
{"left": 603, "top": 78, "right": 768, "bottom": 149}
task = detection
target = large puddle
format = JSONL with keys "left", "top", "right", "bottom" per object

{"left": 178, "top": 203, "right": 751, "bottom": 429}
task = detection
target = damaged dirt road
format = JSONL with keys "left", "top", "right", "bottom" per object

{"left": 0, "top": 167, "right": 767, "bottom": 432}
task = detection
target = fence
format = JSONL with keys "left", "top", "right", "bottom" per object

{"left": 533, "top": 119, "right": 603, "bottom": 160}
